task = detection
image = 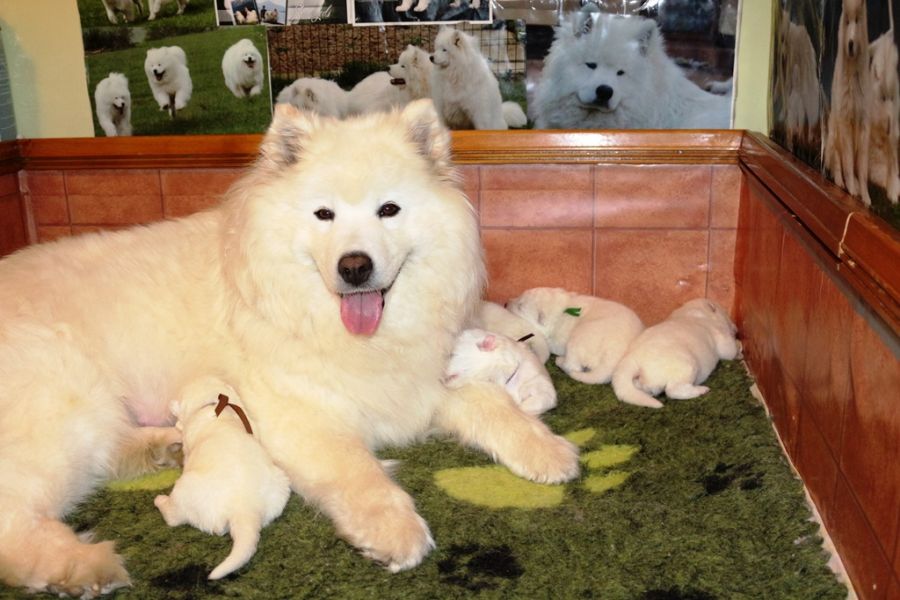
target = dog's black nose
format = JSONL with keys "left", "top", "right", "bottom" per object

{"left": 596, "top": 85, "right": 613, "bottom": 104}
{"left": 429, "top": 55, "right": 435, "bottom": 63}
{"left": 848, "top": 40, "right": 855, "bottom": 56}
{"left": 338, "top": 252, "right": 373, "bottom": 287}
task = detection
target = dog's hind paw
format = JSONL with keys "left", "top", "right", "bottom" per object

{"left": 508, "top": 432, "right": 580, "bottom": 485}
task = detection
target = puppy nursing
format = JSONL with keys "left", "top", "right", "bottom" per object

{"left": 507, "top": 287, "right": 644, "bottom": 385}
{"left": 154, "top": 378, "right": 290, "bottom": 580}
{"left": 611, "top": 299, "right": 739, "bottom": 409}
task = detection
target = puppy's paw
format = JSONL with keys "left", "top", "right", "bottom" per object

{"left": 510, "top": 432, "right": 580, "bottom": 485}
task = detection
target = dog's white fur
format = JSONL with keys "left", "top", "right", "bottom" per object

{"left": 867, "top": 23, "right": 900, "bottom": 204}
{"left": 824, "top": 0, "right": 871, "bottom": 205}
{"left": 507, "top": 287, "right": 644, "bottom": 385}
{"left": 444, "top": 329, "right": 557, "bottom": 416}
{"left": 275, "top": 77, "right": 348, "bottom": 118}
{"left": 611, "top": 299, "right": 739, "bottom": 409}
{"left": 774, "top": 10, "right": 821, "bottom": 151}
{"left": 533, "top": 9, "right": 731, "bottom": 129}
{"left": 154, "top": 377, "right": 290, "bottom": 580}
{"left": 144, "top": 46, "right": 193, "bottom": 118}
{"left": 468, "top": 301, "right": 551, "bottom": 363}
{"left": 346, "top": 72, "right": 405, "bottom": 116}
{"left": 101, "top": 0, "right": 143, "bottom": 23}
{"left": 0, "top": 100, "right": 578, "bottom": 595}
{"left": 148, "top": 0, "right": 188, "bottom": 20}
{"left": 430, "top": 28, "right": 509, "bottom": 130}
{"left": 94, "top": 72, "right": 133, "bottom": 137}
{"left": 389, "top": 45, "right": 433, "bottom": 105}
{"left": 222, "top": 38, "right": 264, "bottom": 99}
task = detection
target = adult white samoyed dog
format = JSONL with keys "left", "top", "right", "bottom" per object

{"left": 94, "top": 72, "right": 133, "bottom": 137}
{"left": 389, "top": 45, "right": 434, "bottom": 104}
{"left": 0, "top": 100, "right": 578, "bottom": 596}
{"left": 430, "top": 28, "right": 527, "bottom": 130}
{"left": 275, "top": 77, "right": 348, "bottom": 118}
{"left": 222, "top": 38, "right": 264, "bottom": 99}
{"left": 144, "top": 45, "right": 193, "bottom": 119}
{"left": 533, "top": 9, "right": 732, "bottom": 129}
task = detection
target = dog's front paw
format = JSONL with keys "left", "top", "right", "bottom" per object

{"left": 46, "top": 540, "right": 131, "bottom": 598}
{"left": 345, "top": 491, "right": 435, "bottom": 572}
{"left": 510, "top": 432, "right": 580, "bottom": 484}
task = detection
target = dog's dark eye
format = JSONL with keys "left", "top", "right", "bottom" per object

{"left": 377, "top": 202, "right": 401, "bottom": 218}
{"left": 585, "top": 62, "right": 597, "bottom": 70}
{"left": 314, "top": 208, "right": 334, "bottom": 221}
{"left": 617, "top": 69, "right": 625, "bottom": 76}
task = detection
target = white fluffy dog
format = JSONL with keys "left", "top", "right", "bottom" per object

{"left": 507, "top": 287, "right": 644, "bottom": 385}
{"left": 444, "top": 329, "right": 557, "bottom": 416}
{"left": 144, "top": 45, "right": 193, "bottom": 119}
{"left": 94, "top": 72, "right": 133, "bottom": 137}
{"left": 468, "top": 300, "right": 551, "bottom": 364}
{"left": 430, "top": 28, "right": 512, "bottom": 130}
{"left": 275, "top": 77, "right": 348, "bottom": 118}
{"left": 611, "top": 299, "right": 740, "bottom": 409}
{"left": 824, "top": 0, "right": 871, "bottom": 205}
{"left": 868, "top": 25, "right": 900, "bottom": 204}
{"left": 389, "top": 45, "right": 433, "bottom": 105}
{"left": 0, "top": 100, "right": 578, "bottom": 596}
{"left": 346, "top": 72, "right": 404, "bottom": 116}
{"left": 148, "top": 0, "right": 188, "bottom": 20}
{"left": 533, "top": 9, "right": 732, "bottom": 129}
{"left": 101, "top": 0, "right": 144, "bottom": 23}
{"left": 774, "top": 10, "right": 821, "bottom": 151}
{"left": 154, "top": 378, "right": 290, "bottom": 580}
{"left": 222, "top": 38, "right": 264, "bottom": 99}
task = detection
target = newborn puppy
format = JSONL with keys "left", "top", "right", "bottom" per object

{"left": 506, "top": 287, "right": 644, "bottom": 385}
{"left": 154, "top": 377, "right": 291, "bottom": 580}
{"left": 468, "top": 300, "right": 551, "bottom": 363}
{"left": 611, "top": 298, "right": 740, "bottom": 408}
{"left": 444, "top": 328, "right": 557, "bottom": 415}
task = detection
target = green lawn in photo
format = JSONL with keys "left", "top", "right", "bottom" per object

{"left": 78, "top": 0, "right": 218, "bottom": 34}
{"left": 86, "top": 27, "right": 272, "bottom": 136}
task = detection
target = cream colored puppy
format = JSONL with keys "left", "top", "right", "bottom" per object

{"left": 611, "top": 299, "right": 739, "bottom": 409}
{"left": 154, "top": 377, "right": 291, "bottom": 580}
{"left": 443, "top": 329, "right": 557, "bottom": 416}
{"left": 506, "top": 287, "right": 644, "bottom": 385}
{"left": 468, "top": 301, "right": 550, "bottom": 363}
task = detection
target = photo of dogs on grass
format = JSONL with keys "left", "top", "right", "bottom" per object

{"left": 525, "top": 0, "right": 736, "bottom": 130}
{"left": 267, "top": 22, "right": 526, "bottom": 129}
{"left": 84, "top": 26, "right": 272, "bottom": 135}
{"left": 79, "top": 0, "right": 215, "bottom": 28}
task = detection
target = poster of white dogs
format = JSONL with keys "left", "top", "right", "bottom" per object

{"left": 772, "top": 0, "right": 900, "bottom": 223}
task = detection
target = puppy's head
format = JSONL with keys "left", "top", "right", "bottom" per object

{"left": 506, "top": 287, "right": 571, "bottom": 336}
{"left": 840, "top": 0, "right": 867, "bottom": 60}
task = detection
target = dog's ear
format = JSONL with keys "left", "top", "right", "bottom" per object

{"left": 259, "top": 102, "right": 318, "bottom": 168}
{"left": 400, "top": 99, "right": 453, "bottom": 177}
{"left": 477, "top": 334, "right": 497, "bottom": 352}
{"left": 635, "top": 19, "right": 659, "bottom": 56}
{"left": 573, "top": 10, "right": 597, "bottom": 38}
{"left": 453, "top": 30, "right": 463, "bottom": 47}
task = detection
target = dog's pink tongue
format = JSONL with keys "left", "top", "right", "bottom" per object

{"left": 340, "top": 291, "right": 383, "bottom": 335}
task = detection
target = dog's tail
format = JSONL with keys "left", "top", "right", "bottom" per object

{"left": 502, "top": 101, "right": 528, "bottom": 128}
{"left": 208, "top": 514, "right": 262, "bottom": 580}
{"left": 611, "top": 356, "right": 664, "bottom": 409}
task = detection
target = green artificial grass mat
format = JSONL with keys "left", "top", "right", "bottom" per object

{"left": 1, "top": 361, "right": 845, "bottom": 599}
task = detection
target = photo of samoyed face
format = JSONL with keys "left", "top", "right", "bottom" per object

{"left": 275, "top": 77, "right": 348, "bottom": 118}
{"left": 389, "top": 45, "right": 433, "bottom": 103}
{"left": 144, "top": 45, "right": 193, "bottom": 118}
{"left": 222, "top": 38, "right": 264, "bottom": 98}
{"left": 93, "top": 72, "right": 132, "bottom": 137}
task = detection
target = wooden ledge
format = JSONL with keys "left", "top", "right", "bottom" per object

{"left": 12, "top": 130, "right": 744, "bottom": 170}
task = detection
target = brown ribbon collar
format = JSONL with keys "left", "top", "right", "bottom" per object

{"left": 214, "top": 393, "right": 253, "bottom": 435}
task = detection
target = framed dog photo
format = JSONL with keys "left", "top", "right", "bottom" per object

{"left": 773, "top": 0, "right": 900, "bottom": 228}
{"left": 349, "top": 0, "right": 490, "bottom": 26}
{"left": 523, "top": 0, "right": 737, "bottom": 130}
{"left": 267, "top": 21, "right": 525, "bottom": 128}
{"left": 218, "top": 0, "right": 263, "bottom": 24}
{"left": 286, "top": 0, "right": 347, "bottom": 23}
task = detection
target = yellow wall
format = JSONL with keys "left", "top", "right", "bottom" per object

{"left": 0, "top": 1, "right": 94, "bottom": 138}
{"left": 0, "top": 0, "right": 772, "bottom": 138}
